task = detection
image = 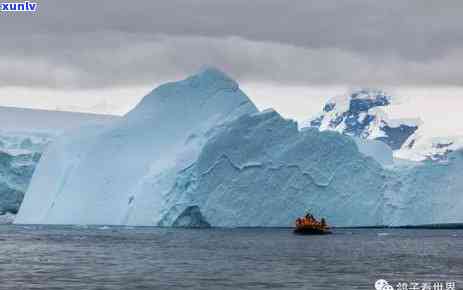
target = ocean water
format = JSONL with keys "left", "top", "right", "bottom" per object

{"left": 0, "top": 225, "right": 462, "bottom": 289}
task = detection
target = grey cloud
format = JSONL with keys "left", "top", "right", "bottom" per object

{"left": 0, "top": 0, "right": 463, "bottom": 88}
{"left": 4, "top": 0, "right": 463, "bottom": 59}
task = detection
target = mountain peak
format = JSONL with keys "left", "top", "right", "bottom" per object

{"left": 322, "top": 89, "right": 392, "bottom": 114}
{"left": 303, "top": 89, "right": 419, "bottom": 151}
{"left": 350, "top": 88, "right": 390, "bottom": 100}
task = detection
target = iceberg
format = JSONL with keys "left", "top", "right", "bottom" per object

{"left": 384, "top": 150, "right": 463, "bottom": 226}
{"left": 0, "top": 106, "right": 118, "bottom": 134}
{"left": 353, "top": 138, "right": 393, "bottom": 167}
{"left": 0, "top": 133, "right": 48, "bottom": 218}
{"left": 0, "top": 108, "right": 118, "bottom": 223}
{"left": 16, "top": 68, "right": 258, "bottom": 225}
{"left": 153, "top": 109, "right": 387, "bottom": 227}
{"left": 15, "top": 69, "right": 463, "bottom": 227}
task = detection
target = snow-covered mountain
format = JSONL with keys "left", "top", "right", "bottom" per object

{"left": 15, "top": 69, "right": 463, "bottom": 227}
{"left": 302, "top": 89, "right": 421, "bottom": 150}
{"left": 0, "top": 108, "right": 119, "bottom": 223}
{"left": 303, "top": 89, "right": 463, "bottom": 162}
{"left": 395, "top": 133, "right": 463, "bottom": 162}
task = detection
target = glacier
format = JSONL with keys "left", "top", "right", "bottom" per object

{"left": 15, "top": 69, "right": 463, "bottom": 227}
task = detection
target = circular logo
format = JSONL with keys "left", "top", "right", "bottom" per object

{"left": 375, "top": 279, "right": 390, "bottom": 290}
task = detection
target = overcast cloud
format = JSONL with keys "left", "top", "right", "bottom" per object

{"left": 2, "top": 0, "right": 463, "bottom": 137}
{"left": 1, "top": 0, "right": 463, "bottom": 89}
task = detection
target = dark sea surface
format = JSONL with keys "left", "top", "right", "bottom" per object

{"left": 0, "top": 225, "right": 462, "bottom": 290}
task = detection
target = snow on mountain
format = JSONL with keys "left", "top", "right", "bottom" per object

{"left": 302, "top": 89, "right": 463, "bottom": 162}
{"left": 15, "top": 70, "right": 463, "bottom": 227}
{"left": 302, "top": 89, "right": 421, "bottom": 151}
{"left": 395, "top": 133, "right": 463, "bottom": 162}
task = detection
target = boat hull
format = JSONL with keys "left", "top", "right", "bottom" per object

{"left": 293, "top": 227, "right": 332, "bottom": 235}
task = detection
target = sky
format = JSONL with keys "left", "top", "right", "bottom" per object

{"left": 1, "top": 0, "right": 463, "bottom": 136}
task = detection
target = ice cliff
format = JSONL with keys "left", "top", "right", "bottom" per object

{"left": 16, "top": 68, "right": 258, "bottom": 225}
{"left": 384, "top": 150, "right": 463, "bottom": 226}
{"left": 15, "top": 69, "right": 463, "bottom": 227}
{"left": 0, "top": 109, "right": 118, "bottom": 223}
{"left": 156, "top": 109, "right": 387, "bottom": 227}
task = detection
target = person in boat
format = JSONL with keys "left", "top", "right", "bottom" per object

{"left": 306, "top": 212, "right": 317, "bottom": 224}
{"left": 305, "top": 212, "right": 314, "bottom": 221}
{"left": 320, "top": 218, "right": 327, "bottom": 228}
